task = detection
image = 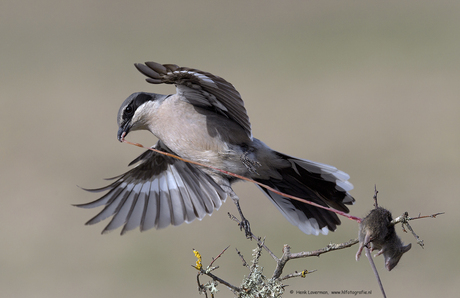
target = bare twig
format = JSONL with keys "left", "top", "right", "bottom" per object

{"left": 289, "top": 239, "right": 359, "bottom": 260}
{"left": 373, "top": 185, "right": 379, "bottom": 209}
{"left": 390, "top": 211, "right": 444, "bottom": 248}
{"left": 209, "top": 245, "right": 230, "bottom": 268}
{"left": 271, "top": 244, "right": 291, "bottom": 280}
{"left": 280, "top": 269, "right": 317, "bottom": 281}
{"left": 235, "top": 248, "right": 248, "bottom": 267}
{"left": 272, "top": 239, "right": 359, "bottom": 280}
{"left": 391, "top": 212, "right": 445, "bottom": 225}
{"left": 196, "top": 273, "right": 206, "bottom": 297}
{"left": 123, "top": 139, "right": 362, "bottom": 223}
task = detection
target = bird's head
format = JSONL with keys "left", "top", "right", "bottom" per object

{"left": 117, "top": 92, "right": 164, "bottom": 142}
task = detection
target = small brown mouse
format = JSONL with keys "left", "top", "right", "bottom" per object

{"left": 356, "top": 207, "right": 411, "bottom": 271}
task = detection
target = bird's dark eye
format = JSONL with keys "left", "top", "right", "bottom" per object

{"left": 124, "top": 105, "right": 134, "bottom": 117}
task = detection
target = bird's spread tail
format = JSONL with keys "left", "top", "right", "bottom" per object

{"left": 255, "top": 152, "right": 354, "bottom": 235}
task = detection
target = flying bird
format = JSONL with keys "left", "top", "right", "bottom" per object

{"left": 77, "top": 62, "right": 354, "bottom": 236}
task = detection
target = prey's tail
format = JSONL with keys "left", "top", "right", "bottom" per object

{"left": 255, "top": 151, "right": 354, "bottom": 235}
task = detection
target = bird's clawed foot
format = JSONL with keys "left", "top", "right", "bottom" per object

{"left": 228, "top": 212, "right": 252, "bottom": 239}
{"left": 239, "top": 217, "right": 252, "bottom": 239}
{"left": 223, "top": 186, "right": 254, "bottom": 239}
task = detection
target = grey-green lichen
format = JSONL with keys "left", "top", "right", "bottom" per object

{"left": 237, "top": 246, "right": 284, "bottom": 298}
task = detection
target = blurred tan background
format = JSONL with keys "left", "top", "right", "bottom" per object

{"left": 1, "top": 0, "right": 459, "bottom": 297}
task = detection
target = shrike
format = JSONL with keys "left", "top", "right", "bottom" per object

{"left": 78, "top": 62, "right": 354, "bottom": 236}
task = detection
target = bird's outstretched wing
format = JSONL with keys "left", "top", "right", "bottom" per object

{"left": 76, "top": 141, "right": 226, "bottom": 234}
{"left": 135, "top": 61, "right": 252, "bottom": 139}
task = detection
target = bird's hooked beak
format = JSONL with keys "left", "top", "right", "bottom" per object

{"left": 117, "top": 122, "right": 130, "bottom": 142}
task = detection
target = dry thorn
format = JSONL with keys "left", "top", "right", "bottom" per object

{"left": 209, "top": 245, "right": 230, "bottom": 268}
{"left": 390, "top": 211, "right": 444, "bottom": 248}
{"left": 391, "top": 212, "right": 445, "bottom": 225}
{"left": 373, "top": 184, "right": 379, "bottom": 209}
{"left": 236, "top": 248, "right": 248, "bottom": 267}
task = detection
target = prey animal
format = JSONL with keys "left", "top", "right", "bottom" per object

{"left": 77, "top": 62, "right": 355, "bottom": 236}
{"left": 356, "top": 207, "right": 412, "bottom": 270}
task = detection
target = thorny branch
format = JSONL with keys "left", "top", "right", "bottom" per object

{"left": 230, "top": 212, "right": 359, "bottom": 279}
{"left": 194, "top": 246, "right": 242, "bottom": 296}
{"left": 122, "top": 140, "right": 444, "bottom": 297}
{"left": 390, "top": 211, "right": 444, "bottom": 248}
{"left": 271, "top": 240, "right": 359, "bottom": 280}
{"left": 199, "top": 193, "right": 443, "bottom": 297}
{"left": 194, "top": 212, "right": 361, "bottom": 297}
